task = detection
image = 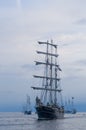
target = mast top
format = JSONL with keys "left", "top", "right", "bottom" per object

{"left": 38, "top": 40, "right": 57, "bottom": 48}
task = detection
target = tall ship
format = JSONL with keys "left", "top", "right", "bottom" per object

{"left": 32, "top": 40, "right": 64, "bottom": 120}
{"left": 65, "top": 97, "right": 77, "bottom": 114}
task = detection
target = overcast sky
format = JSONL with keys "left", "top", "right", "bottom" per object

{"left": 0, "top": 0, "right": 86, "bottom": 111}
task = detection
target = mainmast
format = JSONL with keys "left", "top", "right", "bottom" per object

{"left": 55, "top": 45, "right": 58, "bottom": 104}
{"left": 50, "top": 40, "right": 54, "bottom": 104}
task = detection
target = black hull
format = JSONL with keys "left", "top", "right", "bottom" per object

{"left": 36, "top": 105, "right": 64, "bottom": 120}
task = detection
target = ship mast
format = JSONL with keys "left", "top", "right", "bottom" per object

{"left": 31, "top": 40, "right": 62, "bottom": 105}
{"left": 55, "top": 45, "right": 57, "bottom": 104}
{"left": 50, "top": 40, "right": 53, "bottom": 104}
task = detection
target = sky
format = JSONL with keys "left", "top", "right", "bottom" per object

{"left": 0, "top": 0, "right": 86, "bottom": 112}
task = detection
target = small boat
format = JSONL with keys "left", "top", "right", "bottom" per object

{"left": 23, "top": 95, "right": 32, "bottom": 115}
{"left": 24, "top": 110, "right": 31, "bottom": 115}
{"left": 31, "top": 40, "right": 64, "bottom": 120}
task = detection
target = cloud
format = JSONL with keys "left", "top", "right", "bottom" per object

{"left": 16, "top": 0, "right": 21, "bottom": 10}
{"left": 22, "top": 64, "right": 35, "bottom": 71}
{"left": 76, "top": 18, "right": 86, "bottom": 25}
{"left": 75, "top": 59, "right": 86, "bottom": 66}
{"left": 0, "top": 0, "right": 16, "bottom": 8}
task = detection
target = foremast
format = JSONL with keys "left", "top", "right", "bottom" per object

{"left": 32, "top": 40, "right": 62, "bottom": 106}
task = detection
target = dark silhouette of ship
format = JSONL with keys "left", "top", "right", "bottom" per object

{"left": 65, "top": 97, "right": 77, "bottom": 114}
{"left": 32, "top": 40, "right": 64, "bottom": 120}
{"left": 23, "top": 95, "right": 32, "bottom": 115}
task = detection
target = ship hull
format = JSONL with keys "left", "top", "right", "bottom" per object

{"left": 36, "top": 105, "right": 64, "bottom": 120}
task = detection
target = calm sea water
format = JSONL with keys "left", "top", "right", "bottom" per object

{"left": 0, "top": 112, "right": 86, "bottom": 130}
